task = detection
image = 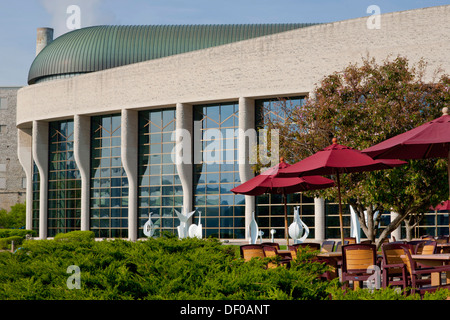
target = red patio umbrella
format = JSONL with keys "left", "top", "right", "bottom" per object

{"left": 231, "top": 158, "right": 335, "bottom": 245}
{"left": 279, "top": 138, "right": 407, "bottom": 243}
{"left": 363, "top": 107, "right": 450, "bottom": 198}
{"left": 434, "top": 200, "right": 450, "bottom": 212}
{"left": 363, "top": 107, "right": 450, "bottom": 233}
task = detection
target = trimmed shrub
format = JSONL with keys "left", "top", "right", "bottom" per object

{"left": 0, "top": 229, "right": 35, "bottom": 239}
{"left": 0, "top": 236, "right": 24, "bottom": 250}
{"left": 54, "top": 231, "right": 95, "bottom": 242}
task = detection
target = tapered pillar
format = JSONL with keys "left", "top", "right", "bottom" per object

{"left": 121, "top": 109, "right": 139, "bottom": 241}
{"left": 17, "top": 128, "right": 33, "bottom": 231}
{"left": 73, "top": 115, "right": 91, "bottom": 231}
{"left": 32, "top": 121, "right": 48, "bottom": 239}
{"left": 238, "top": 97, "right": 256, "bottom": 241}
{"left": 175, "top": 103, "right": 194, "bottom": 217}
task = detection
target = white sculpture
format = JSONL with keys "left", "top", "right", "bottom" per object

{"left": 270, "top": 229, "right": 276, "bottom": 243}
{"left": 175, "top": 209, "right": 196, "bottom": 239}
{"left": 188, "top": 211, "right": 203, "bottom": 239}
{"left": 258, "top": 230, "right": 264, "bottom": 243}
{"left": 288, "top": 206, "right": 309, "bottom": 244}
{"left": 249, "top": 211, "right": 259, "bottom": 244}
{"left": 143, "top": 214, "right": 156, "bottom": 238}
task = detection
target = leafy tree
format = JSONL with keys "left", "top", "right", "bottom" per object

{"left": 263, "top": 56, "right": 449, "bottom": 247}
{"left": 0, "top": 203, "right": 26, "bottom": 229}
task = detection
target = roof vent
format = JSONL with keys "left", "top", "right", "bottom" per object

{"left": 36, "top": 27, "right": 54, "bottom": 56}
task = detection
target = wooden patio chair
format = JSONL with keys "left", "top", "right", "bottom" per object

{"left": 421, "top": 240, "right": 437, "bottom": 255}
{"left": 288, "top": 243, "right": 320, "bottom": 259}
{"left": 344, "top": 237, "right": 357, "bottom": 244}
{"left": 381, "top": 243, "right": 409, "bottom": 289}
{"left": 334, "top": 240, "right": 349, "bottom": 252}
{"left": 261, "top": 242, "right": 280, "bottom": 249}
{"left": 341, "top": 244, "right": 377, "bottom": 290}
{"left": 320, "top": 240, "right": 335, "bottom": 253}
{"left": 240, "top": 244, "right": 265, "bottom": 262}
{"left": 262, "top": 245, "right": 291, "bottom": 268}
{"left": 400, "top": 246, "right": 450, "bottom": 295}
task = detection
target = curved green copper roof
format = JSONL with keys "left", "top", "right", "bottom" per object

{"left": 28, "top": 24, "right": 316, "bottom": 84}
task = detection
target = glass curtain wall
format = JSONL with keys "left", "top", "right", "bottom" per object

{"left": 90, "top": 114, "right": 128, "bottom": 238}
{"left": 47, "top": 120, "right": 81, "bottom": 236}
{"left": 193, "top": 102, "right": 245, "bottom": 239}
{"left": 138, "top": 109, "right": 182, "bottom": 237}
{"left": 32, "top": 162, "right": 39, "bottom": 234}
{"left": 255, "top": 97, "right": 320, "bottom": 239}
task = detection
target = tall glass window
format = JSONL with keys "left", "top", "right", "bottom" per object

{"left": 138, "top": 109, "right": 182, "bottom": 237}
{"left": 47, "top": 120, "right": 81, "bottom": 236}
{"left": 255, "top": 97, "right": 317, "bottom": 239}
{"left": 90, "top": 114, "right": 128, "bottom": 238}
{"left": 32, "top": 162, "right": 39, "bottom": 234}
{"left": 193, "top": 102, "right": 245, "bottom": 239}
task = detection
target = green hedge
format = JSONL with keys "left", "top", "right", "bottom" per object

{"left": 0, "top": 235, "right": 449, "bottom": 300}
{"left": 0, "top": 229, "right": 36, "bottom": 239}
{"left": 54, "top": 231, "right": 95, "bottom": 242}
{"left": 0, "top": 229, "right": 36, "bottom": 250}
{"left": 0, "top": 236, "right": 334, "bottom": 300}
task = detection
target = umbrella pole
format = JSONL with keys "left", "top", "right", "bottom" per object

{"left": 284, "top": 193, "right": 289, "bottom": 247}
{"left": 336, "top": 172, "right": 345, "bottom": 245}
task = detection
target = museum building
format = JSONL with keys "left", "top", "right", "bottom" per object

{"left": 16, "top": 6, "right": 450, "bottom": 241}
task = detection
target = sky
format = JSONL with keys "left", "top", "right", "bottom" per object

{"left": 0, "top": 0, "right": 448, "bottom": 86}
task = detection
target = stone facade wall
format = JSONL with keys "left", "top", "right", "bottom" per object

{"left": 0, "top": 87, "right": 26, "bottom": 210}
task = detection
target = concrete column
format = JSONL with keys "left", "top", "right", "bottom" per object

{"left": 391, "top": 211, "right": 402, "bottom": 241}
{"left": 314, "top": 197, "right": 326, "bottom": 242}
{"left": 121, "top": 109, "right": 139, "bottom": 241}
{"left": 175, "top": 103, "right": 194, "bottom": 216}
{"left": 73, "top": 115, "right": 91, "bottom": 231}
{"left": 32, "top": 121, "right": 48, "bottom": 239}
{"left": 17, "top": 128, "right": 33, "bottom": 231}
{"left": 238, "top": 97, "right": 256, "bottom": 241}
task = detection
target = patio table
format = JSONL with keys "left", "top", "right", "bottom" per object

{"left": 410, "top": 254, "right": 450, "bottom": 286}
{"left": 317, "top": 252, "right": 342, "bottom": 280}
{"left": 437, "top": 243, "right": 450, "bottom": 253}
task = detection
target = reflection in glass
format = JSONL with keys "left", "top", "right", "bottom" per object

{"left": 193, "top": 102, "right": 244, "bottom": 239}
{"left": 47, "top": 120, "right": 81, "bottom": 237}
{"left": 90, "top": 114, "right": 128, "bottom": 238}
{"left": 138, "top": 109, "right": 181, "bottom": 238}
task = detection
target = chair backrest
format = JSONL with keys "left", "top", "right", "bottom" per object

{"left": 342, "top": 244, "right": 377, "bottom": 273}
{"left": 421, "top": 240, "right": 436, "bottom": 255}
{"left": 262, "top": 245, "right": 278, "bottom": 258}
{"left": 321, "top": 240, "right": 335, "bottom": 253}
{"left": 261, "top": 242, "right": 280, "bottom": 249}
{"left": 289, "top": 243, "right": 320, "bottom": 259}
{"left": 399, "top": 246, "right": 419, "bottom": 275}
{"left": 382, "top": 243, "right": 412, "bottom": 274}
{"left": 240, "top": 245, "right": 265, "bottom": 261}
{"left": 344, "top": 237, "right": 357, "bottom": 244}
{"left": 334, "top": 240, "right": 349, "bottom": 252}
{"left": 436, "top": 236, "right": 448, "bottom": 244}
{"left": 360, "top": 239, "right": 372, "bottom": 244}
